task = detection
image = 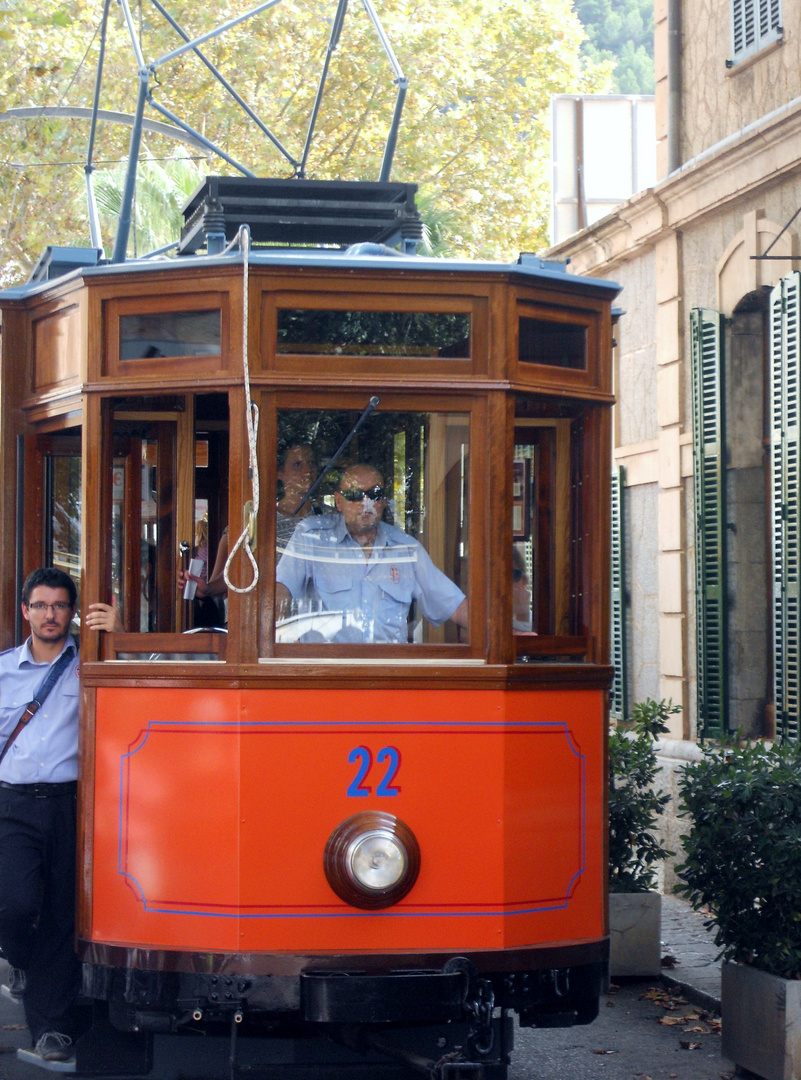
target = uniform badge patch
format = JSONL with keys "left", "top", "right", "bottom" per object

{"left": 390, "top": 566, "right": 400, "bottom": 584}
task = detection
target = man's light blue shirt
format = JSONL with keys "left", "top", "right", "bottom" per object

{"left": 0, "top": 636, "right": 80, "bottom": 784}
{"left": 276, "top": 514, "right": 465, "bottom": 643}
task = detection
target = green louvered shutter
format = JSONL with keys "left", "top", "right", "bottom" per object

{"left": 690, "top": 308, "right": 728, "bottom": 739}
{"left": 610, "top": 465, "right": 627, "bottom": 721}
{"left": 770, "top": 272, "right": 801, "bottom": 744}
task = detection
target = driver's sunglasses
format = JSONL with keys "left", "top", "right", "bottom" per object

{"left": 339, "top": 485, "right": 385, "bottom": 502}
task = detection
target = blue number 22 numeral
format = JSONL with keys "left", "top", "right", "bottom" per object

{"left": 347, "top": 746, "right": 373, "bottom": 797}
{"left": 347, "top": 745, "right": 401, "bottom": 797}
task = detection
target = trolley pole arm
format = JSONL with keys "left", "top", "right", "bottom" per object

{"left": 299, "top": 0, "right": 349, "bottom": 178}
{"left": 110, "top": 72, "right": 148, "bottom": 264}
{"left": 359, "top": 0, "right": 408, "bottom": 182}
{"left": 85, "top": 0, "right": 112, "bottom": 251}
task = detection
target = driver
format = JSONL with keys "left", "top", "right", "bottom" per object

{"left": 275, "top": 463, "right": 468, "bottom": 643}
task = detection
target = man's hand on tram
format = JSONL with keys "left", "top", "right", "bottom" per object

{"left": 85, "top": 596, "right": 125, "bottom": 633}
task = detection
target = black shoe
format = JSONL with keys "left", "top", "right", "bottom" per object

{"left": 34, "top": 1032, "right": 74, "bottom": 1063}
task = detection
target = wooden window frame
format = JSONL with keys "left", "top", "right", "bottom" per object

{"left": 259, "top": 388, "right": 486, "bottom": 663}
{"left": 261, "top": 287, "right": 487, "bottom": 378}
{"left": 103, "top": 292, "right": 231, "bottom": 379}
{"left": 512, "top": 294, "right": 608, "bottom": 396}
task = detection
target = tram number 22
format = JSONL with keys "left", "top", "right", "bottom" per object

{"left": 347, "top": 746, "right": 401, "bottom": 797}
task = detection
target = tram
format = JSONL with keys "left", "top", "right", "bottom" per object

{"left": 0, "top": 178, "right": 619, "bottom": 1079}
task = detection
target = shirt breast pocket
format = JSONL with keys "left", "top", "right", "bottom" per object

{"left": 61, "top": 680, "right": 80, "bottom": 701}
{"left": 377, "top": 573, "right": 413, "bottom": 609}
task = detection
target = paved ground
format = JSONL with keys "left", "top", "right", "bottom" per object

{"left": 659, "top": 895, "right": 722, "bottom": 1012}
{"left": 513, "top": 980, "right": 733, "bottom": 1080}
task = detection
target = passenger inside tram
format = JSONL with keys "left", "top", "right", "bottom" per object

{"left": 275, "top": 463, "right": 469, "bottom": 644}
{"left": 179, "top": 440, "right": 329, "bottom": 604}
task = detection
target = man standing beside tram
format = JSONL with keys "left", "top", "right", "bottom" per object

{"left": 0, "top": 569, "right": 119, "bottom": 1064}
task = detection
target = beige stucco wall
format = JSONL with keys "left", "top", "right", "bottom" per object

{"left": 545, "top": 89, "right": 801, "bottom": 744}
{"left": 671, "top": 0, "right": 801, "bottom": 166}
{"left": 615, "top": 253, "right": 659, "bottom": 447}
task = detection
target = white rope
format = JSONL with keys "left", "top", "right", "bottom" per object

{"left": 224, "top": 224, "right": 260, "bottom": 593}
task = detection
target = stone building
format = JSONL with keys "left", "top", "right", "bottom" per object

{"left": 547, "top": 0, "right": 801, "bottom": 755}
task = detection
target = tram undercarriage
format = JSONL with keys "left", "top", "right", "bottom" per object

{"left": 75, "top": 956, "right": 605, "bottom": 1078}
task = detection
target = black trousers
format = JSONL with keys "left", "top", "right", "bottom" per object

{"left": 0, "top": 785, "right": 81, "bottom": 1045}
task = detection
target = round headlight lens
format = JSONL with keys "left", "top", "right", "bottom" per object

{"left": 348, "top": 830, "right": 406, "bottom": 890}
{"left": 324, "top": 811, "right": 421, "bottom": 910}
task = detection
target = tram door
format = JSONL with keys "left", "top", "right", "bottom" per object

{"left": 513, "top": 419, "right": 573, "bottom": 637}
{"left": 109, "top": 393, "right": 229, "bottom": 635}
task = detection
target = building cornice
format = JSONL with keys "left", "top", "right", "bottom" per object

{"left": 548, "top": 98, "right": 801, "bottom": 275}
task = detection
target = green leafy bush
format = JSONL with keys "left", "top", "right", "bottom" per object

{"left": 676, "top": 739, "right": 801, "bottom": 980}
{"left": 608, "top": 699, "right": 677, "bottom": 893}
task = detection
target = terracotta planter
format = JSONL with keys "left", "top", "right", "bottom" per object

{"left": 721, "top": 960, "right": 801, "bottom": 1080}
{"left": 608, "top": 891, "right": 661, "bottom": 978}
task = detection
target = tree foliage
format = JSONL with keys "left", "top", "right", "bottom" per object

{"left": 573, "top": 0, "right": 654, "bottom": 93}
{"left": 0, "top": 0, "right": 611, "bottom": 283}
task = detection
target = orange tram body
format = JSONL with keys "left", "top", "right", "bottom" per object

{"left": 0, "top": 181, "right": 620, "bottom": 1080}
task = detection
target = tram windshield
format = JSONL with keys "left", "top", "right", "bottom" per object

{"left": 272, "top": 408, "right": 469, "bottom": 647}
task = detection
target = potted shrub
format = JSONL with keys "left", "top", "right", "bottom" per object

{"left": 608, "top": 698, "right": 677, "bottom": 978}
{"left": 676, "top": 738, "right": 801, "bottom": 1080}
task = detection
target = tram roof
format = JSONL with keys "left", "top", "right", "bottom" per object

{"left": 0, "top": 246, "right": 621, "bottom": 304}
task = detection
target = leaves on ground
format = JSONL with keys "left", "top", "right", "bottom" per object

{"left": 641, "top": 988, "right": 722, "bottom": 1036}
{"left": 640, "top": 987, "right": 688, "bottom": 1009}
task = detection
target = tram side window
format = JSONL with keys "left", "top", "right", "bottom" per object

{"left": 518, "top": 316, "right": 587, "bottom": 371}
{"left": 271, "top": 408, "right": 469, "bottom": 647}
{"left": 276, "top": 309, "right": 470, "bottom": 358}
{"left": 120, "top": 310, "right": 221, "bottom": 360}
{"left": 36, "top": 435, "right": 83, "bottom": 621}
{"left": 512, "top": 406, "right": 579, "bottom": 651}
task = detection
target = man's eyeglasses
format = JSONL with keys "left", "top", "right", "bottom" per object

{"left": 26, "top": 602, "right": 73, "bottom": 613}
{"left": 339, "top": 486, "right": 385, "bottom": 502}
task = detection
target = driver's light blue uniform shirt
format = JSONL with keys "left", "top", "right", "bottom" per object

{"left": 276, "top": 515, "right": 465, "bottom": 643}
{"left": 0, "top": 637, "right": 79, "bottom": 784}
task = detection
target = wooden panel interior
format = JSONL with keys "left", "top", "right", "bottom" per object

{"left": 33, "top": 302, "right": 81, "bottom": 391}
